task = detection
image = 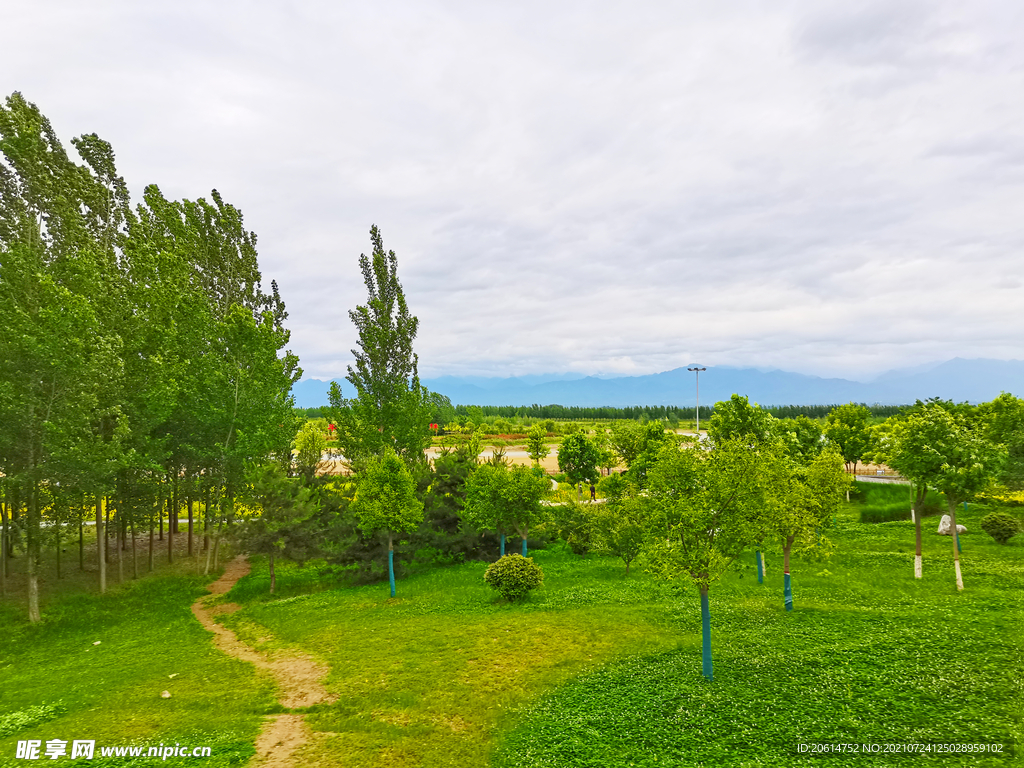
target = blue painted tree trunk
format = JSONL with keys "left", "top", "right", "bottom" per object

{"left": 522, "top": 536, "right": 528, "bottom": 557}
{"left": 756, "top": 550, "right": 764, "bottom": 584}
{"left": 388, "top": 546, "right": 396, "bottom": 598}
{"left": 699, "top": 586, "right": 713, "bottom": 681}
{"left": 500, "top": 533, "right": 505, "bottom": 557}
{"left": 784, "top": 571, "right": 793, "bottom": 611}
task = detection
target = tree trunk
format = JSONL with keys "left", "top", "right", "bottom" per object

{"left": 96, "top": 496, "right": 105, "bottom": 594}
{"left": 159, "top": 492, "right": 163, "bottom": 541}
{"left": 78, "top": 509, "right": 84, "bottom": 571}
{"left": 499, "top": 531, "right": 505, "bottom": 557}
{"left": 949, "top": 498, "right": 964, "bottom": 591}
{"left": 27, "top": 479, "right": 41, "bottom": 623}
{"left": 784, "top": 536, "right": 794, "bottom": 611}
{"left": 116, "top": 504, "right": 123, "bottom": 583}
{"left": 521, "top": 533, "right": 528, "bottom": 557}
{"left": 104, "top": 502, "right": 111, "bottom": 562}
{"left": 167, "top": 494, "right": 174, "bottom": 564}
{"left": 699, "top": 583, "right": 713, "bottom": 681}
{"left": 187, "top": 493, "right": 194, "bottom": 557}
{"left": 148, "top": 500, "right": 154, "bottom": 573}
{"left": 172, "top": 474, "right": 179, "bottom": 535}
{"left": 388, "top": 531, "right": 396, "bottom": 598}
{"left": 269, "top": 553, "right": 276, "bottom": 595}
{"left": 913, "top": 502, "right": 923, "bottom": 579}
{"left": 203, "top": 486, "right": 210, "bottom": 552}
{"left": 130, "top": 515, "right": 138, "bottom": 579}
{"left": 55, "top": 525, "right": 61, "bottom": 580}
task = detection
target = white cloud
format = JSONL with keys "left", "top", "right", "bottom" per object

{"left": 3, "top": 0, "right": 1022, "bottom": 382}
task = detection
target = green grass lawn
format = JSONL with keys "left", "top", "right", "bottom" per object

{"left": 2, "top": 489, "right": 1021, "bottom": 767}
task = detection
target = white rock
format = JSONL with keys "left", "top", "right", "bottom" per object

{"left": 937, "top": 516, "right": 968, "bottom": 535}
{"left": 161, "top": 691, "right": 171, "bottom": 699}
{"left": 93, "top": 641, "right": 101, "bottom": 646}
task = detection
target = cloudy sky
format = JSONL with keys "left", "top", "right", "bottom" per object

{"left": 4, "top": 1, "right": 1022, "bottom": 382}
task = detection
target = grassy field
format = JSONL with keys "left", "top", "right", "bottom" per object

{"left": 1, "top": 486, "right": 1021, "bottom": 766}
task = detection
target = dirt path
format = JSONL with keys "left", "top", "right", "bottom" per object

{"left": 191, "top": 555, "right": 335, "bottom": 767}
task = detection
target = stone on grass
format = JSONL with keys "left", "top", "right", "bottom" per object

{"left": 161, "top": 691, "right": 171, "bottom": 699}
{"left": 937, "top": 515, "right": 967, "bottom": 535}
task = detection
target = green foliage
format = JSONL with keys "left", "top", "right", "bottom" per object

{"left": 881, "top": 403, "right": 1006, "bottom": 515}
{"left": 233, "top": 463, "right": 320, "bottom": 592}
{"left": 707, "top": 394, "right": 778, "bottom": 446}
{"left": 770, "top": 449, "right": 849, "bottom": 558}
{"left": 0, "top": 702, "right": 66, "bottom": 738}
{"left": 978, "top": 393, "right": 1024, "bottom": 490}
{"left": 328, "top": 226, "right": 452, "bottom": 467}
{"left": 352, "top": 450, "right": 423, "bottom": 540}
{"left": 463, "top": 463, "right": 548, "bottom": 544}
{"left": 775, "top": 414, "right": 825, "bottom": 465}
{"left": 824, "top": 403, "right": 872, "bottom": 472}
{"left": 526, "top": 424, "right": 550, "bottom": 466}
{"left": 644, "top": 438, "right": 782, "bottom": 589}
{"left": 609, "top": 421, "right": 667, "bottom": 485}
{"left": 483, "top": 553, "right": 544, "bottom": 601}
{"left": 557, "top": 432, "right": 600, "bottom": 486}
{"left": 595, "top": 491, "right": 648, "bottom": 574}
{"left": 980, "top": 512, "right": 1021, "bottom": 544}
{"left": 550, "top": 499, "right": 599, "bottom": 556}
{"left": 293, "top": 419, "right": 328, "bottom": 481}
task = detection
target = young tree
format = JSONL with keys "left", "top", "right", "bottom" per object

{"left": 329, "top": 225, "right": 450, "bottom": 468}
{"left": 352, "top": 450, "right": 423, "bottom": 597}
{"left": 596, "top": 491, "right": 648, "bottom": 574}
{"left": 644, "top": 438, "right": 779, "bottom": 680}
{"left": 770, "top": 449, "right": 849, "bottom": 610}
{"left": 558, "top": 432, "right": 600, "bottom": 500}
{"left": 824, "top": 403, "right": 873, "bottom": 491}
{"left": 526, "top": 424, "right": 550, "bottom": 467}
{"left": 235, "top": 463, "right": 319, "bottom": 594}
{"left": 880, "top": 404, "right": 1004, "bottom": 589}
{"left": 707, "top": 394, "right": 778, "bottom": 447}
{"left": 464, "top": 463, "right": 548, "bottom": 557}
{"left": 293, "top": 420, "right": 329, "bottom": 482}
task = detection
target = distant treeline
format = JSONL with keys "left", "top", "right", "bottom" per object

{"left": 295, "top": 402, "right": 906, "bottom": 421}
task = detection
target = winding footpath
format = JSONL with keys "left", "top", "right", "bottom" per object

{"left": 191, "top": 556, "right": 336, "bottom": 767}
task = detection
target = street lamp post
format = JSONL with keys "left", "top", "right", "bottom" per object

{"left": 687, "top": 367, "right": 706, "bottom": 437}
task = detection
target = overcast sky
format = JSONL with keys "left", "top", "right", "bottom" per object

{"left": 4, "top": 1, "right": 1022, "bottom": 382}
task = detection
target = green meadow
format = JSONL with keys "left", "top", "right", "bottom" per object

{"left": 1, "top": 485, "right": 1022, "bottom": 767}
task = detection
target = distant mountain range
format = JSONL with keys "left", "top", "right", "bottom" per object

{"left": 291, "top": 358, "right": 1024, "bottom": 409}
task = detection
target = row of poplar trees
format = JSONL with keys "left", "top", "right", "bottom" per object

{"left": 0, "top": 93, "right": 300, "bottom": 621}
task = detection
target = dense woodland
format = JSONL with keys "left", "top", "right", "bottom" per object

{"left": 0, "top": 93, "right": 299, "bottom": 621}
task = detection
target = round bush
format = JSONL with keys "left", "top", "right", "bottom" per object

{"left": 484, "top": 554, "right": 544, "bottom": 601}
{"left": 980, "top": 512, "right": 1021, "bottom": 544}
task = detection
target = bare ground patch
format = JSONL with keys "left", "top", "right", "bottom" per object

{"left": 191, "top": 554, "right": 336, "bottom": 767}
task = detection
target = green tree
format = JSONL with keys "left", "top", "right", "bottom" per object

{"left": 770, "top": 449, "right": 849, "bottom": 610}
{"left": 776, "top": 415, "right": 825, "bottom": 465}
{"left": 464, "top": 464, "right": 548, "bottom": 557}
{"left": 329, "top": 226, "right": 450, "bottom": 468}
{"left": 977, "top": 393, "right": 1024, "bottom": 490}
{"left": 824, "top": 403, "right": 872, "bottom": 486}
{"left": 707, "top": 394, "right": 778, "bottom": 447}
{"left": 609, "top": 421, "right": 667, "bottom": 486}
{"left": 526, "top": 424, "right": 550, "bottom": 467}
{"left": 352, "top": 450, "right": 423, "bottom": 597}
{"left": 293, "top": 419, "right": 328, "bottom": 482}
{"left": 558, "top": 432, "right": 600, "bottom": 499}
{"left": 643, "top": 438, "right": 779, "bottom": 680}
{"left": 880, "top": 404, "right": 1004, "bottom": 590}
{"left": 235, "top": 463, "right": 320, "bottom": 594}
{"left": 596, "top": 490, "right": 648, "bottom": 574}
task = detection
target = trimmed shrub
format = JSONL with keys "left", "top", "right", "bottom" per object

{"left": 484, "top": 554, "right": 544, "bottom": 601}
{"left": 980, "top": 512, "right": 1021, "bottom": 544}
